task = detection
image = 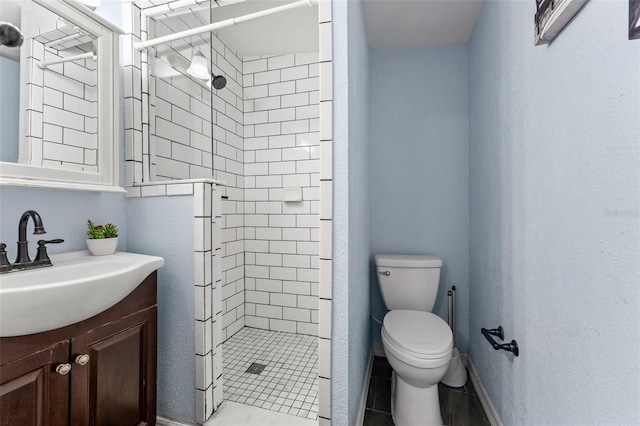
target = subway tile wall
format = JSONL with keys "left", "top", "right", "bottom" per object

{"left": 194, "top": 182, "right": 224, "bottom": 422}
{"left": 147, "top": 17, "right": 242, "bottom": 183}
{"left": 23, "top": 19, "right": 97, "bottom": 172}
{"left": 317, "top": 1, "right": 332, "bottom": 423}
{"left": 243, "top": 53, "right": 320, "bottom": 337}
{"left": 142, "top": 10, "right": 246, "bottom": 343}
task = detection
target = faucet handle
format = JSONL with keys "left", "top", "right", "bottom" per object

{"left": 0, "top": 243, "right": 11, "bottom": 273}
{"left": 34, "top": 239, "right": 64, "bottom": 265}
{"left": 39, "top": 239, "right": 64, "bottom": 245}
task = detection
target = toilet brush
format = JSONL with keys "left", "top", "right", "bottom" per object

{"left": 442, "top": 285, "right": 468, "bottom": 387}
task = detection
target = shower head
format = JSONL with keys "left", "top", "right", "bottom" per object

{"left": 211, "top": 74, "right": 226, "bottom": 90}
{"left": 0, "top": 22, "right": 23, "bottom": 48}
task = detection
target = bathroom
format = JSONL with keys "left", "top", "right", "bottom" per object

{"left": 0, "top": 0, "right": 638, "bottom": 425}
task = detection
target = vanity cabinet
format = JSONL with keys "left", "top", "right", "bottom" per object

{"left": 0, "top": 340, "right": 70, "bottom": 425}
{"left": 0, "top": 272, "right": 157, "bottom": 426}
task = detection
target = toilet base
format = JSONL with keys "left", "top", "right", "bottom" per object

{"left": 391, "top": 371, "right": 444, "bottom": 426}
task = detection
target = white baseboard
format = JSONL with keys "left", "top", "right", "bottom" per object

{"left": 356, "top": 348, "right": 375, "bottom": 426}
{"left": 464, "top": 356, "right": 503, "bottom": 426}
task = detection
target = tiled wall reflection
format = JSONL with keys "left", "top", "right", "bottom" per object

{"left": 24, "top": 13, "right": 97, "bottom": 171}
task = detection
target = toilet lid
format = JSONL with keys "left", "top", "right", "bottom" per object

{"left": 383, "top": 311, "right": 452, "bottom": 357}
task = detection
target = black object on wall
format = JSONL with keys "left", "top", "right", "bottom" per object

{"left": 481, "top": 326, "right": 519, "bottom": 356}
{"left": 630, "top": 0, "right": 640, "bottom": 40}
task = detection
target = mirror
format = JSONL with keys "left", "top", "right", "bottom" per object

{"left": 0, "top": 0, "right": 123, "bottom": 191}
{"left": 3, "top": 1, "right": 99, "bottom": 171}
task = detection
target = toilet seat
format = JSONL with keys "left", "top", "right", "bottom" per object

{"left": 382, "top": 310, "right": 452, "bottom": 368}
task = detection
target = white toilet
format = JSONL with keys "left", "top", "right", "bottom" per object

{"left": 375, "top": 254, "right": 453, "bottom": 426}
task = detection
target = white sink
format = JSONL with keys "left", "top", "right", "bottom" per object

{"left": 0, "top": 251, "right": 164, "bottom": 337}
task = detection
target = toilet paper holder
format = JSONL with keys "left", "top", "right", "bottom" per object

{"left": 481, "top": 326, "right": 519, "bottom": 356}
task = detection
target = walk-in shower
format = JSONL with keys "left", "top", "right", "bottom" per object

{"left": 123, "top": 0, "right": 321, "bottom": 423}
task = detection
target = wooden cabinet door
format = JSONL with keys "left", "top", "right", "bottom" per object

{"left": 0, "top": 341, "right": 69, "bottom": 426}
{"left": 71, "top": 307, "right": 157, "bottom": 426}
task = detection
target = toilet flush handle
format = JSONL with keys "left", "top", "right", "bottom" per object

{"left": 379, "top": 271, "right": 390, "bottom": 276}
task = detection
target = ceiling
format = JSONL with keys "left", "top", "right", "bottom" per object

{"left": 142, "top": 0, "right": 318, "bottom": 59}
{"left": 211, "top": 0, "right": 318, "bottom": 58}
{"left": 210, "top": 0, "right": 485, "bottom": 56}
{"left": 147, "top": 0, "right": 484, "bottom": 59}
{"left": 3, "top": 0, "right": 485, "bottom": 60}
{"left": 363, "top": 0, "right": 485, "bottom": 49}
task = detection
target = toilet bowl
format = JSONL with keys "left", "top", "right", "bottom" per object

{"left": 375, "top": 254, "right": 452, "bottom": 425}
{"left": 381, "top": 310, "right": 452, "bottom": 426}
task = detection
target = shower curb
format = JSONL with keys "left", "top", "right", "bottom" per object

{"left": 156, "top": 416, "right": 194, "bottom": 426}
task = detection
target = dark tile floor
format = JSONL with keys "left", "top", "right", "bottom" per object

{"left": 364, "top": 357, "right": 491, "bottom": 426}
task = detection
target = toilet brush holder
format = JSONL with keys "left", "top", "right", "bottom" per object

{"left": 443, "top": 286, "right": 467, "bottom": 387}
{"left": 441, "top": 347, "right": 467, "bottom": 387}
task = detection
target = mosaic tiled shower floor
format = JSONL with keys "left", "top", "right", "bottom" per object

{"left": 222, "top": 327, "right": 318, "bottom": 420}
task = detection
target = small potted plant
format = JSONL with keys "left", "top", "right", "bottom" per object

{"left": 86, "top": 220, "right": 119, "bottom": 256}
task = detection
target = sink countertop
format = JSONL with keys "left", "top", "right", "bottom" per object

{"left": 0, "top": 250, "right": 164, "bottom": 337}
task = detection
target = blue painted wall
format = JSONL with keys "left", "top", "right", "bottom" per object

{"left": 468, "top": 1, "right": 640, "bottom": 424}
{"left": 0, "top": 187, "right": 127, "bottom": 258}
{"left": 346, "top": 0, "right": 372, "bottom": 424}
{"left": 369, "top": 46, "right": 470, "bottom": 351}
{"left": 0, "top": 55, "right": 20, "bottom": 163}
{"left": 332, "top": 0, "right": 372, "bottom": 423}
{"left": 126, "top": 195, "right": 196, "bottom": 423}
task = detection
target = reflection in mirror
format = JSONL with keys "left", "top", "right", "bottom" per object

{"left": 0, "top": 1, "right": 23, "bottom": 163}
{"left": 0, "top": 0, "right": 99, "bottom": 172}
{"left": 0, "top": 0, "right": 122, "bottom": 191}
{"left": 147, "top": 2, "right": 215, "bottom": 181}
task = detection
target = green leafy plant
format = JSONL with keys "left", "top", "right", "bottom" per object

{"left": 87, "top": 220, "right": 119, "bottom": 239}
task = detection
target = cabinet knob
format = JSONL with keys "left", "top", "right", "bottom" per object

{"left": 75, "top": 354, "right": 90, "bottom": 366}
{"left": 55, "top": 363, "right": 72, "bottom": 375}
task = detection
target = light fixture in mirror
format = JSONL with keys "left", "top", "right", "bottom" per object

{"left": 0, "top": 0, "right": 123, "bottom": 192}
{"left": 187, "top": 54, "right": 209, "bottom": 80}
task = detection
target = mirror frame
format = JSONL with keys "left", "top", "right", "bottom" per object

{"left": 0, "top": 0, "right": 124, "bottom": 192}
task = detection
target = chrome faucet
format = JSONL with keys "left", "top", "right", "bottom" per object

{"left": 9, "top": 210, "right": 63, "bottom": 271}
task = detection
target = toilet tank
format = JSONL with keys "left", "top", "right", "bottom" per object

{"left": 375, "top": 254, "right": 443, "bottom": 312}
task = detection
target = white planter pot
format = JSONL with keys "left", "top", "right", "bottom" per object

{"left": 86, "top": 237, "right": 118, "bottom": 256}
